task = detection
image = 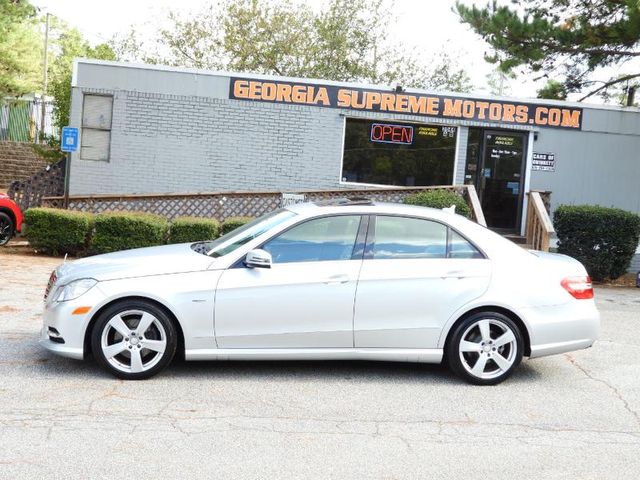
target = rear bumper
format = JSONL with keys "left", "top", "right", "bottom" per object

{"left": 523, "top": 300, "right": 600, "bottom": 358}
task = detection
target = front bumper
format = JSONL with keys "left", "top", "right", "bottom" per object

{"left": 40, "top": 286, "right": 106, "bottom": 360}
{"left": 523, "top": 299, "right": 600, "bottom": 358}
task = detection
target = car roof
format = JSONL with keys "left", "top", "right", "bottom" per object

{"left": 285, "top": 199, "right": 457, "bottom": 222}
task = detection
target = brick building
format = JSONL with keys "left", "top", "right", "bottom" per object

{"left": 69, "top": 59, "right": 640, "bottom": 245}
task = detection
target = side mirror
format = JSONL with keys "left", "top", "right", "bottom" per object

{"left": 244, "top": 249, "right": 272, "bottom": 269}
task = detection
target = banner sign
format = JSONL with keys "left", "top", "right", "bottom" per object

{"left": 229, "top": 77, "right": 583, "bottom": 130}
{"left": 532, "top": 152, "right": 556, "bottom": 172}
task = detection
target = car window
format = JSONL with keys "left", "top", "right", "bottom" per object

{"left": 372, "top": 216, "right": 447, "bottom": 259}
{"left": 263, "top": 215, "right": 361, "bottom": 263}
{"left": 449, "top": 230, "right": 483, "bottom": 259}
{"left": 206, "top": 209, "right": 297, "bottom": 258}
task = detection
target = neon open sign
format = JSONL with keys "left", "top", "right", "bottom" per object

{"left": 370, "top": 123, "right": 414, "bottom": 145}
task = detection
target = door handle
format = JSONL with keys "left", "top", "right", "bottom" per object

{"left": 441, "top": 270, "right": 467, "bottom": 279}
{"left": 323, "top": 274, "right": 350, "bottom": 284}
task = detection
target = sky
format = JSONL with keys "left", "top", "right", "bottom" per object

{"left": 27, "top": 0, "right": 626, "bottom": 102}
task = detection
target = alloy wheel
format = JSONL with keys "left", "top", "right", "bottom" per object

{"left": 458, "top": 318, "right": 517, "bottom": 380}
{"left": 100, "top": 309, "right": 168, "bottom": 374}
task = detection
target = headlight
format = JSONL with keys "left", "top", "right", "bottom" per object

{"left": 53, "top": 278, "right": 98, "bottom": 302}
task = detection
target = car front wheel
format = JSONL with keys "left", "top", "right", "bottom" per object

{"left": 0, "top": 212, "right": 14, "bottom": 246}
{"left": 447, "top": 312, "right": 523, "bottom": 385}
{"left": 91, "top": 300, "right": 177, "bottom": 380}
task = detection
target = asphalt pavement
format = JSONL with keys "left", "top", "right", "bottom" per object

{"left": 0, "top": 252, "right": 639, "bottom": 479}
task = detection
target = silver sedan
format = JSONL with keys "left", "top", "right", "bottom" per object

{"left": 41, "top": 199, "right": 599, "bottom": 384}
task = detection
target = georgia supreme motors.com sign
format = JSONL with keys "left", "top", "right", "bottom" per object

{"left": 229, "top": 77, "right": 583, "bottom": 130}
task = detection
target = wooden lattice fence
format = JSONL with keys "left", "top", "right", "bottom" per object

{"left": 42, "top": 185, "right": 483, "bottom": 223}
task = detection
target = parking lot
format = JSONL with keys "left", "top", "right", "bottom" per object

{"left": 1, "top": 250, "right": 639, "bottom": 479}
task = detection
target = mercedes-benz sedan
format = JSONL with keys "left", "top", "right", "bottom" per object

{"left": 41, "top": 199, "right": 599, "bottom": 384}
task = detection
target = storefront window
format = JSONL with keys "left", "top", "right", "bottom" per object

{"left": 341, "top": 118, "right": 457, "bottom": 186}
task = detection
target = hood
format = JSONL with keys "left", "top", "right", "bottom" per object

{"left": 55, "top": 243, "right": 217, "bottom": 283}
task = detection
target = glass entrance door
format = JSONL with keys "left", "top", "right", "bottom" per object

{"left": 478, "top": 132, "right": 527, "bottom": 231}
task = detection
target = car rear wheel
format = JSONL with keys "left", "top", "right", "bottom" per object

{"left": 0, "top": 212, "right": 14, "bottom": 246}
{"left": 91, "top": 300, "right": 177, "bottom": 380}
{"left": 447, "top": 312, "right": 523, "bottom": 385}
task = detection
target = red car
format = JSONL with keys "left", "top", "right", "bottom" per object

{"left": 0, "top": 193, "right": 23, "bottom": 246}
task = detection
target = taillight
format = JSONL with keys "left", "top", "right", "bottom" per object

{"left": 561, "top": 276, "right": 594, "bottom": 299}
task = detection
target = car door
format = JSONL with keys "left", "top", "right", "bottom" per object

{"left": 214, "top": 214, "right": 365, "bottom": 348}
{"left": 354, "top": 215, "right": 491, "bottom": 349}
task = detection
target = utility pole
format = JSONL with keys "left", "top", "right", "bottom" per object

{"left": 40, "top": 12, "right": 50, "bottom": 144}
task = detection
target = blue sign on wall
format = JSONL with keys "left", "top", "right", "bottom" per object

{"left": 61, "top": 127, "right": 79, "bottom": 152}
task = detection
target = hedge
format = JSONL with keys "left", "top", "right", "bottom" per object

{"left": 92, "top": 212, "right": 168, "bottom": 254}
{"left": 168, "top": 217, "right": 220, "bottom": 244}
{"left": 24, "top": 208, "right": 94, "bottom": 256}
{"left": 554, "top": 205, "right": 640, "bottom": 281}
{"left": 403, "top": 190, "right": 472, "bottom": 218}
{"left": 221, "top": 216, "right": 254, "bottom": 235}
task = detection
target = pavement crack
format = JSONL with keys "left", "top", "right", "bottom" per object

{"left": 565, "top": 353, "right": 640, "bottom": 428}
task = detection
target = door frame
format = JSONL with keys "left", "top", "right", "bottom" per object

{"left": 474, "top": 129, "right": 529, "bottom": 234}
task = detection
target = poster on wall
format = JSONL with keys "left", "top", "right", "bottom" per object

{"left": 532, "top": 152, "right": 556, "bottom": 171}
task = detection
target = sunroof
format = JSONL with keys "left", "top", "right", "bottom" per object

{"left": 314, "top": 197, "right": 374, "bottom": 207}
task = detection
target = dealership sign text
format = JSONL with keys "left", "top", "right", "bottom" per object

{"left": 230, "top": 78, "right": 583, "bottom": 130}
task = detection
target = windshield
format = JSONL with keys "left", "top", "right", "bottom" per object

{"left": 205, "top": 209, "right": 297, "bottom": 258}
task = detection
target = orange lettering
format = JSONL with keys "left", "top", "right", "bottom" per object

{"left": 233, "top": 80, "right": 249, "bottom": 98}
{"left": 262, "top": 82, "right": 276, "bottom": 101}
{"left": 443, "top": 98, "right": 462, "bottom": 117}
{"left": 462, "top": 100, "right": 475, "bottom": 118}
{"left": 561, "top": 109, "right": 581, "bottom": 128}
{"left": 426, "top": 97, "right": 439, "bottom": 116}
{"left": 395, "top": 95, "right": 409, "bottom": 112}
{"left": 276, "top": 83, "right": 292, "bottom": 102}
{"left": 502, "top": 104, "right": 516, "bottom": 122}
{"left": 515, "top": 105, "right": 528, "bottom": 123}
{"left": 476, "top": 101, "right": 489, "bottom": 119}
{"left": 315, "top": 87, "right": 330, "bottom": 105}
{"left": 488, "top": 103, "right": 502, "bottom": 121}
{"left": 381, "top": 93, "right": 395, "bottom": 111}
{"left": 535, "top": 107, "right": 547, "bottom": 125}
{"left": 366, "top": 92, "right": 382, "bottom": 109}
{"left": 408, "top": 96, "right": 427, "bottom": 114}
{"left": 292, "top": 85, "right": 306, "bottom": 103}
{"left": 548, "top": 108, "right": 561, "bottom": 126}
{"left": 248, "top": 81, "right": 261, "bottom": 99}
{"left": 337, "top": 89, "right": 352, "bottom": 108}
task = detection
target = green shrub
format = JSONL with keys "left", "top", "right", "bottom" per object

{"left": 221, "top": 216, "right": 254, "bottom": 235}
{"left": 403, "top": 190, "right": 472, "bottom": 218}
{"left": 24, "top": 208, "right": 94, "bottom": 256}
{"left": 554, "top": 205, "right": 640, "bottom": 281}
{"left": 92, "top": 212, "right": 168, "bottom": 254}
{"left": 169, "top": 217, "right": 220, "bottom": 244}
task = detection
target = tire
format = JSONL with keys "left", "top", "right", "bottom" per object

{"left": 0, "top": 212, "right": 14, "bottom": 246}
{"left": 91, "top": 299, "right": 177, "bottom": 380}
{"left": 447, "top": 311, "right": 523, "bottom": 386}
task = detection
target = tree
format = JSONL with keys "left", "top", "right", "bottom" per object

{"left": 48, "top": 22, "right": 116, "bottom": 130}
{"left": 115, "top": 0, "right": 472, "bottom": 92}
{"left": 537, "top": 80, "right": 567, "bottom": 100}
{"left": 456, "top": 0, "right": 640, "bottom": 101}
{"left": 0, "top": 0, "right": 41, "bottom": 97}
